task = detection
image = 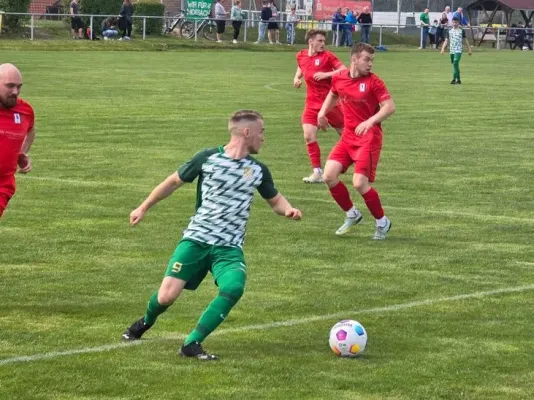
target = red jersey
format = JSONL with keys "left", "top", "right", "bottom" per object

{"left": 296, "top": 49, "right": 344, "bottom": 109}
{"left": 331, "top": 71, "right": 391, "bottom": 146}
{"left": 0, "top": 99, "right": 35, "bottom": 177}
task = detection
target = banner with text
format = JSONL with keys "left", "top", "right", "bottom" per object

{"left": 313, "top": 0, "right": 372, "bottom": 21}
{"left": 186, "top": 0, "right": 212, "bottom": 20}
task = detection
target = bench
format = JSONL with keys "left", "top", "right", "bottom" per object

{"left": 473, "top": 31, "right": 506, "bottom": 48}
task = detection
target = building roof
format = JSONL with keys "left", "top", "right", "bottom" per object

{"left": 466, "top": 0, "right": 534, "bottom": 11}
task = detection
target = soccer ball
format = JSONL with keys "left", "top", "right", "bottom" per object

{"left": 329, "top": 320, "right": 367, "bottom": 357}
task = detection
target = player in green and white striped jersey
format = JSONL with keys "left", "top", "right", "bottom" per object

{"left": 441, "top": 17, "right": 472, "bottom": 84}
{"left": 122, "top": 110, "right": 302, "bottom": 360}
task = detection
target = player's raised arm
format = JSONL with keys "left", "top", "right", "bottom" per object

{"left": 317, "top": 90, "right": 339, "bottom": 131}
{"left": 294, "top": 66, "right": 303, "bottom": 88}
{"left": 266, "top": 193, "right": 302, "bottom": 220}
{"left": 130, "top": 173, "right": 184, "bottom": 225}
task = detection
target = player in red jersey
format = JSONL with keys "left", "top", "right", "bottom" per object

{"left": 294, "top": 29, "right": 346, "bottom": 184}
{"left": 318, "top": 43, "right": 396, "bottom": 240}
{"left": 0, "top": 63, "right": 35, "bottom": 218}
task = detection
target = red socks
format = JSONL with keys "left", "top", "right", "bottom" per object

{"left": 362, "top": 188, "right": 384, "bottom": 219}
{"left": 329, "top": 182, "right": 353, "bottom": 212}
{"left": 306, "top": 141, "right": 321, "bottom": 169}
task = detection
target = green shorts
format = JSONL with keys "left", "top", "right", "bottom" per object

{"left": 165, "top": 239, "right": 247, "bottom": 290}
{"left": 450, "top": 53, "right": 462, "bottom": 63}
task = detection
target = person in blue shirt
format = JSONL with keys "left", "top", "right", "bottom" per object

{"left": 452, "top": 7, "right": 469, "bottom": 26}
{"left": 343, "top": 8, "right": 357, "bottom": 47}
{"left": 332, "top": 8, "right": 345, "bottom": 46}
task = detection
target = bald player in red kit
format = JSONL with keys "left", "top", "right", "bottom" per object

{"left": 294, "top": 29, "right": 346, "bottom": 184}
{"left": 0, "top": 63, "right": 35, "bottom": 218}
{"left": 318, "top": 43, "right": 396, "bottom": 240}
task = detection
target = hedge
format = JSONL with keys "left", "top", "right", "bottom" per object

{"left": 0, "top": 0, "right": 32, "bottom": 30}
{"left": 133, "top": 0, "right": 165, "bottom": 36}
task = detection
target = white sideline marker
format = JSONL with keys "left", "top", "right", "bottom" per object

{"left": 1, "top": 284, "right": 533, "bottom": 367}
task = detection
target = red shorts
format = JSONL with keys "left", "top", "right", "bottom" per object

{"left": 0, "top": 175, "right": 16, "bottom": 218}
{"left": 327, "top": 140, "right": 382, "bottom": 182}
{"left": 301, "top": 105, "right": 344, "bottom": 129}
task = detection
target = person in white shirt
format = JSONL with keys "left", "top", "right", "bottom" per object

{"left": 214, "top": 0, "right": 228, "bottom": 43}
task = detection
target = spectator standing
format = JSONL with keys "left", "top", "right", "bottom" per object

{"left": 343, "top": 8, "right": 355, "bottom": 47}
{"left": 436, "top": 6, "right": 449, "bottom": 48}
{"left": 357, "top": 6, "right": 372, "bottom": 44}
{"left": 429, "top": 20, "right": 439, "bottom": 49}
{"left": 230, "top": 0, "right": 246, "bottom": 44}
{"left": 214, "top": 0, "right": 228, "bottom": 43}
{"left": 268, "top": 1, "right": 281, "bottom": 45}
{"left": 119, "top": 0, "right": 134, "bottom": 40}
{"left": 256, "top": 0, "right": 272, "bottom": 43}
{"left": 420, "top": 8, "right": 430, "bottom": 49}
{"left": 332, "top": 8, "right": 345, "bottom": 46}
{"left": 285, "top": 6, "right": 300, "bottom": 45}
{"left": 453, "top": 7, "right": 469, "bottom": 26}
{"left": 70, "top": 0, "right": 84, "bottom": 39}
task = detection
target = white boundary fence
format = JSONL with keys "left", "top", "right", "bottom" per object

{"left": 0, "top": 11, "right": 532, "bottom": 50}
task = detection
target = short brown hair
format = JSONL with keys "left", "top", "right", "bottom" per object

{"left": 230, "top": 110, "right": 263, "bottom": 125}
{"left": 350, "top": 42, "right": 375, "bottom": 57}
{"left": 305, "top": 29, "right": 327, "bottom": 43}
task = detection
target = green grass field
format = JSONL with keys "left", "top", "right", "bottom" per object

{"left": 0, "top": 49, "right": 533, "bottom": 400}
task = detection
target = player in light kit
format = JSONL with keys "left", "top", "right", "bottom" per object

{"left": 318, "top": 43, "right": 395, "bottom": 240}
{"left": 294, "top": 29, "right": 346, "bottom": 184}
{"left": 0, "top": 63, "right": 35, "bottom": 219}
{"left": 122, "top": 110, "right": 302, "bottom": 360}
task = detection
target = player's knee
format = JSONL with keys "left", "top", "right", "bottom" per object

{"left": 323, "top": 172, "right": 339, "bottom": 188}
{"left": 157, "top": 290, "right": 177, "bottom": 306}
{"left": 302, "top": 125, "right": 318, "bottom": 143}
{"left": 353, "top": 177, "right": 370, "bottom": 193}
{"left": 219, "top": 282, "right": 245, "bottom": 306}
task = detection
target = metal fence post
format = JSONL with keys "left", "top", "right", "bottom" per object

{"left": 496, "top": 28, "right": 500, "bottom": 50}
{"left": 379, "top": 25, "right": 383, "bottom": 46}
{"left": 90, "top": 15, "right": 93, "bottom": 40}
{"left": 244, "top": 19, "right": 247, "bottom": 43}
{"left": 30, "top": 14, "right": 34, "bottom": 40}
{"left": 194, "top": 19, "right": 198, "bottom": 41}
{"left": 143, "top": 17, "right": 146, "bottom": 40}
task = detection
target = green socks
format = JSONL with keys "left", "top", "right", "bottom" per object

{"left": 184, "top": 274, "right": 245, "bottom": 345}
{"left": 144, "top": 291, "right": 169, "bottom": 326}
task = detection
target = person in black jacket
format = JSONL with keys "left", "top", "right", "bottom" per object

{"left": 255, "top": 0, "right": 272, "bottom": 44}
{"left": 119, "top": 0, "right": 134, "bottom": 40}
{"left": 357, "top": 6, "right": 372, "bottom": 44}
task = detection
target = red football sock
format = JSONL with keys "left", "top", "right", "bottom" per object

{"left": 306, "top": 141, "right": 321, "bottom": 169}
{"left": 362, "top": 188, "right": 384, "bottom": 219}
{"left": 329, "top": 182, "right": 353, "bottom": 212}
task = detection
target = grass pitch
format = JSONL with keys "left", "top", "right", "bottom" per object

{"left": 0, "top": 49, "right": 533, "bottom": 399}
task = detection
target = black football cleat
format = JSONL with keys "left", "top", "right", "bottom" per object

{"left": 122, "top": 317, "right": 152, "bottom": 341}
{"left": 450, "top": 79, "right": 457, "bottom": 84}
{"left": 456, "top": 79, "right": 462, "bottom": 84}
{"left": 179, "top": 341, "right": 218, "bottom": 361}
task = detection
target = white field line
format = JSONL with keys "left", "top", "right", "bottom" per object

{"left": 18, "top": 176, "right": 533, "bottom": 223}
{"left": 1, "top": 284, "right": 533, "bottom": 367}
{"left": 514, "top": 261, "right": 534, "bottom": 268}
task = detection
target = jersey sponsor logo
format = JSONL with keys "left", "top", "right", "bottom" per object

{"left": 359, "top": 83, "right": 366, "bottom": 92}
{"left": 14, "top": 113, "right": 21, "bottom": 124}
{"left": 171, "top": 262, "right": 182, "bottom": 273}
{"left": 243, "top": 167, "right": 253, "bottom": 180}
{"left": 314, "top": 59, "right": 320, "bottom": 66}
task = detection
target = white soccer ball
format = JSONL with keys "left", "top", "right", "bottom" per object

{"left": 329, "top": 319, "right": 367, "bottom": 357}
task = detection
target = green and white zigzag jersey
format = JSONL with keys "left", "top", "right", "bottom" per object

{"left": 447, "top": 27, "right": 466, "bottom": 54}
{"left": 177, "top": 146, "right": 278, "bottom": 248}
